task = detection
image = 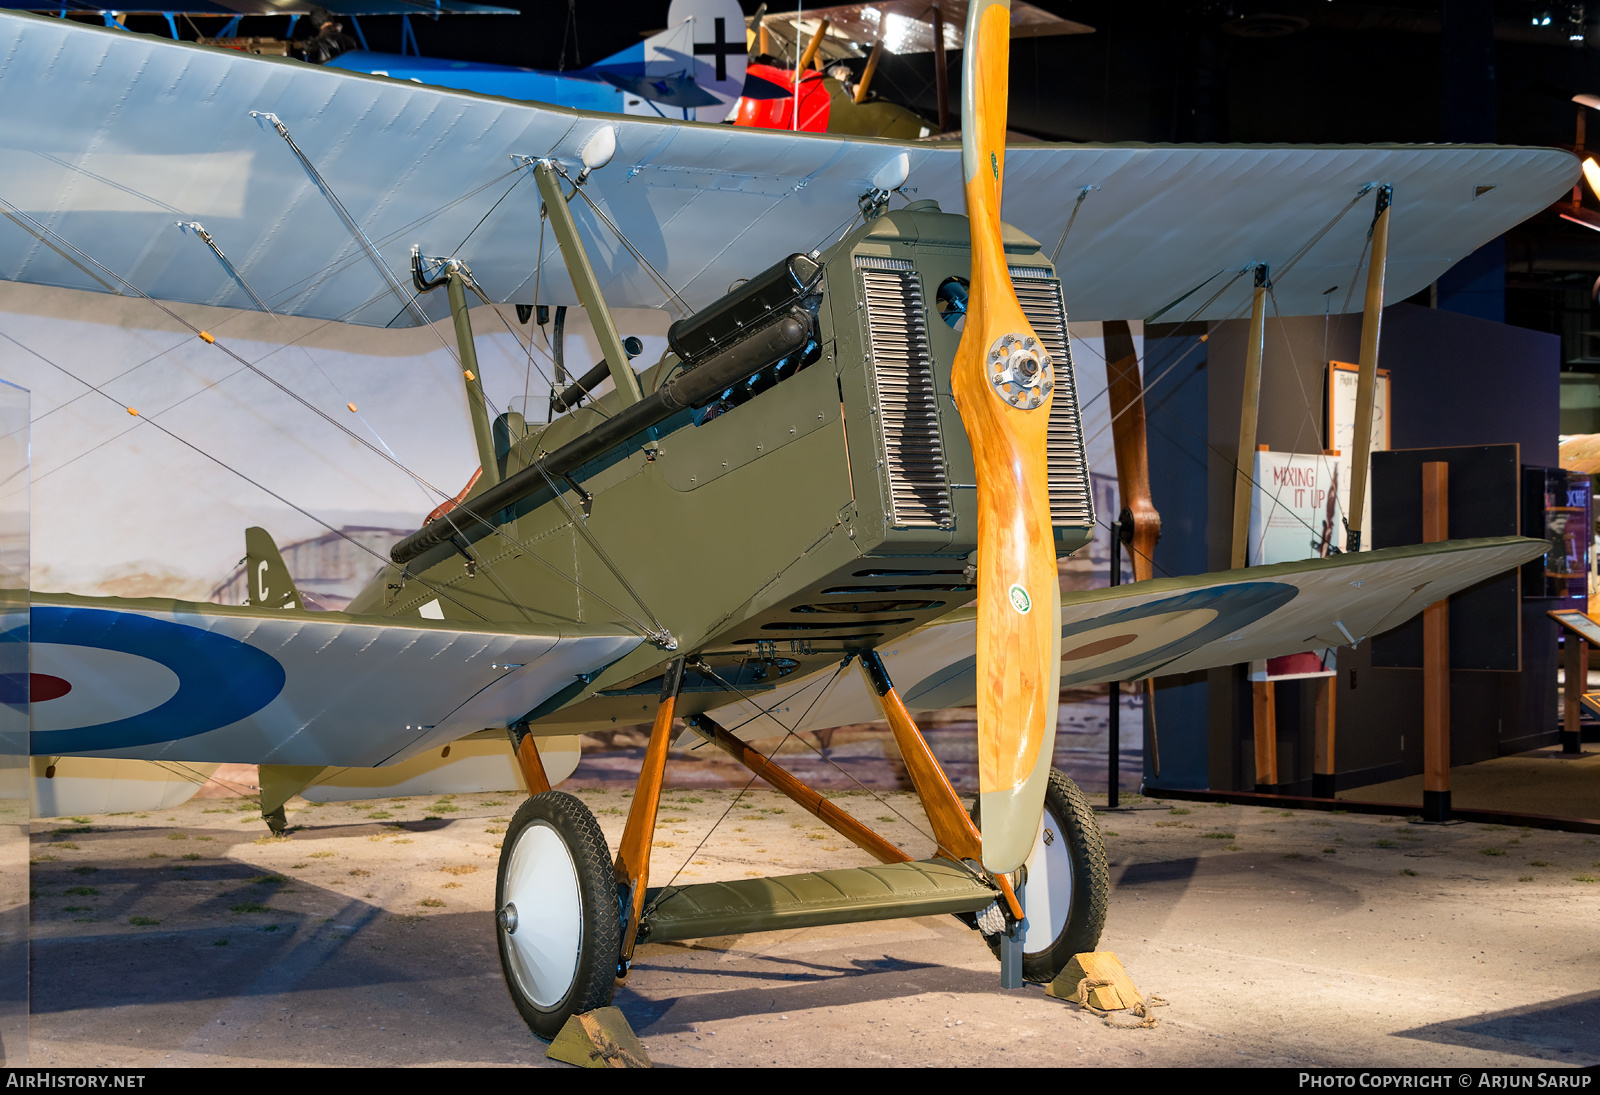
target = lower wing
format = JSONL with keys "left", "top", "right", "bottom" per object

{"left": 24, "top": 594, "right": 639, "bottom": 765}
{"left": 695, "top": 537, "right": 1546, "bottom": 736}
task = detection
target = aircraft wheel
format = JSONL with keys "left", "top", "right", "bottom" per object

{"left": 976, "top": 768, "right": 1109, "bottom": 983}
{"left": 494, "top": 791, "right": 620, "bottom": 1039}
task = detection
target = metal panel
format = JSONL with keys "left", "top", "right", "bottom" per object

{"left": 1011, "top": 266, "right": 1093, "bottom": 531}
{"left": 856, "top": 255, "right": 951, "bottom": 529}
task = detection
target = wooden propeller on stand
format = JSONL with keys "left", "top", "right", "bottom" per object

{"left": 952, "top": 0, "right": 1062, "bottom": 875}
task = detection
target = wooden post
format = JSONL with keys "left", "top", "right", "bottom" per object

{"left": 1230, "top": 265, "right": 1269, "bottom": 570}
{"left": 1311, "top": 675, "right": 1337, "bottom": 798}
{"left": 1252, "top": 680, "right": 1278, "bottom": 792}
{"left": 1345, "top": 185, "right": 1392, "bottom": 553}
{"left": 932, "top": 4, "right": 949, "bottom": 133}
{"left": 1421, "top": 461, "right": 1451, "bottom": 822}
{"left": 1564, "top": 633, "right": 1588, "bottom": 754}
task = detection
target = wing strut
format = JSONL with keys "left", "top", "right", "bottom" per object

{"left": 1344, "top": 185, "right": 1393, "bottom": 553}
{"left": 531, "top": 161, "right": 644, "bottom": 407}
{"left": 1102, "top": 319, "right": 1161, "bottom": 778}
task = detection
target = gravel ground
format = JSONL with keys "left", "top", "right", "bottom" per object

{"left": 22, "top": 785, "right": 1600, "bottom": 1067}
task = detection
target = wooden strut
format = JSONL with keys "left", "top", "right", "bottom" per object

{"left": 932, "top": 4, "right": 949, "bottom": 133}
{"left": 687, "top": 714, "right": 910, "bottom": 865}
{"left": 854, "top": 38, "right": 884, "bottom": 104}
{"left": 859, "top": 652, "right": 1023, "bottom": 922}
{"left": 799, "top": 18, "right": 830, "bottom": 72}
{"left": 1345, "top": 185, "right": 1392, "bottom": 553}
{"left": 1230, "top": 265, "right": 1270, "bottom": 571}
{"left": 615, "top": 657, "right": 685, "bottom": 970}
{"left": 507, "top": 722, "right": 552, "bottom": 795}
{"left": 1102, "top": 319, "right": 1162, "bottom": 778}
{"left": 1229, "top": 268, "right": 1275, "bottom": 791}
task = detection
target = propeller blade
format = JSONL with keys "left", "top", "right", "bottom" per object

{"left": 952, "top": 0, "right": 1062, "bottom": 875}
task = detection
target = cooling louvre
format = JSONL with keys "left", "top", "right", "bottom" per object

{"left": 1011, "top": 267, "right": 1095, "bottom": 531}
{"left": 857, "top": 256, "right": 952, "bottom": 529}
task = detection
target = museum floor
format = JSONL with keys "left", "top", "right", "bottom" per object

{"left": 1338, "top": 744, "right": 1600, "bottom": 820}
{"left": 22, "top": 785, "right": 1600, "bottom": 1067}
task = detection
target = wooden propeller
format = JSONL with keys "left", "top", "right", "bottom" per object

{"left": 952, "top": 0, "right": 1062, "bottom": 875}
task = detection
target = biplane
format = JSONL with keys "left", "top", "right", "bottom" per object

{"left": 0, "top": 0, "right": 1572, "bottom": 1038}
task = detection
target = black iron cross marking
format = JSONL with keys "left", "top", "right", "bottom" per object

{"left": 693, "top": 17, "right": 745, "bottom": 82}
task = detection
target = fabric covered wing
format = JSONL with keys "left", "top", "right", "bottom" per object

{"left": 25, "top": 595, "right": 639, "bottom": 765}
{"left": 0, "top": 11, "right": 1575, "bottom": 326}
{"left": 697, "top": 537, "right": 1546, "bottom": 736}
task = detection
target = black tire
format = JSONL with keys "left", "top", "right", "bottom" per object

{"left": 494, "top": 791, "right": 620, "bottom": 1039}
{"left": 973, "top": 768, "right": 1109, "bottom": 983}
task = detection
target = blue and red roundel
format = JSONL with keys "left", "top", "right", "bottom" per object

{"left": 5, "top": 607, "right": 286, "bottom": 755}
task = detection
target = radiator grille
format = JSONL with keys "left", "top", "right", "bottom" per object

{"left": 858, "top": 256, "right": 951, "bottom": 528}
{"left": 1011, "top": 267, "right": 1094, "bottom": 530}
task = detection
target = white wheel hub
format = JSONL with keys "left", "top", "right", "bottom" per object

{"left": 499, "top": 820, "right": 584, "bottom": 1008}
{"left": 1020, "top": 805, "right": 1074, "bottom": 953}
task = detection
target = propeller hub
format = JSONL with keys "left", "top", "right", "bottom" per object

{"left": 986, "top": 333, "right": 1053, "bottom": 410}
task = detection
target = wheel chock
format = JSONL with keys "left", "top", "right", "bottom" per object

{"left": 545, "top": 1007, "right": 652, "bottom": 1068}
{"left": 1045, "top": 951, "right": 1143, "bottom": 1011}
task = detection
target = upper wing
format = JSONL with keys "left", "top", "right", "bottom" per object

{"left": 0, "top": 12, "right": 1575, "bottom": 326}
{"left": 27, "top": 593, "right": 640, "bottom": 765}
{"left": 694, "top": 537, "right": 1546, "bottom": 737}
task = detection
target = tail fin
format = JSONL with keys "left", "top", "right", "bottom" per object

{"left": 244, "top": 527, "right": 303, "bottom": 611}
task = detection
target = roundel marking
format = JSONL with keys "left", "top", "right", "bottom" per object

{"left": 900, "top": 582, "right": 1299, "bottom": 709}
{"left": 0, "top": 673, "right": 71, "bottom": 703}
{"left": 16, "top": 607, "right": 286, "bottom": 754}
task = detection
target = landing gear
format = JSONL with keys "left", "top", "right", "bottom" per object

{"left": 495, "top": 791, "right": 620, "bottom": 1039}
{"left": 977, "top": 768, "right": 1109, "bottom": 983}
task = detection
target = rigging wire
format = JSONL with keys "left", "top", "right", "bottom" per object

{"left": 548, "top": 161, "right": 693, "bottom": 317}
{"left": 696, "top": 659, "right": 943, "bottom": 845}
{"left": 0, "top": 194, "right": 664, "bottom": 640}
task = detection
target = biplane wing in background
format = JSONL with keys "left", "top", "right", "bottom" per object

{"left": 0, "top": 10, "right": 1576, "bottom": 329}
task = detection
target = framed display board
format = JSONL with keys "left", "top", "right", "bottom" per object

{"left": 1245, "top": 450, "right": 1342, "bottom": 682}
{"left": 1549, "top": 609, "right": 1600, "bottom": 647}
{"left": 1325, "top": 361, "right": 1391, "bottom": 551}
